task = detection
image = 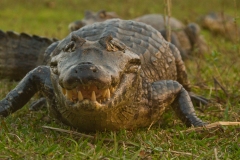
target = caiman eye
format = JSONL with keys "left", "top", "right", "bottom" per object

{"left": 99, "top": 10, "right": 106, "bottom": 18}
{"left": 126, "top": 65, "right": 140, "bottom": 73}
{"left": 63, "top": 34, "right": 86, "bottom": 53}
{"left": 126, "top": 59, "right": 141, "bottom": 73}
{"left": 63, "top": 41, "right": 76, "bottom": 52}
{"left": 99, "top": 35, "right": 125, "bottom": 52}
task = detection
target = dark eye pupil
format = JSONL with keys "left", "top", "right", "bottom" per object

{"left": 63, "top": 41, "right": 76, "bottom": 52}
{"left": 50, "top": 61, "right": 57, "bottom": 67}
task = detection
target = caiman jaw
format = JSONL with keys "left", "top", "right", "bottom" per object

{"left": 61, "top": 85, "right": 116, "bottom": 104}
{"left": 57, "top": 72, "right": 138, "bottom": 111}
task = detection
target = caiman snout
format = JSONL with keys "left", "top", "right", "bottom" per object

{"left": 59, "top": 62, "right": 112, "bottom": 90}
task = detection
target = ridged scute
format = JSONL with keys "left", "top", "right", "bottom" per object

{"left": 56, "top": 19, "right": 179, "bottom": 82}
{"left": 0, "top": 30, "right": 56, "bottom": 80}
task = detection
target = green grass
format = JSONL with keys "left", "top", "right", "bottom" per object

{"left": 0, "top": 0, "right": 240, "bottom": 159}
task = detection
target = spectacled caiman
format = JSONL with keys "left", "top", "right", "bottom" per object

{"left": 0, "top": 19, "right": 207, "bottom": 132}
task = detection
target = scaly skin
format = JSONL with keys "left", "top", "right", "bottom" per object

{"left": 0, "top": 19, "right": 205, "bottom": 132}
{"left": 69, "top": 11, "right": 209, "bottom": 59}
{"left": 0, "top": 30, "right": 56, "bottom": 80}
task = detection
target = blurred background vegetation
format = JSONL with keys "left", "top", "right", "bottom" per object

{"left": 1, "top": 0, "right": 239, "bottom": 38}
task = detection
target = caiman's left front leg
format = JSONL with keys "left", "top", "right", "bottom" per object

{"left": 0, "top": 66, "right": 53, "bottom": 117}
{"left": 151, "top": 80, "right": 205, "bottom": 127}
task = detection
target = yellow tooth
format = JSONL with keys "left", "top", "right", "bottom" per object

{"left": 102, "top": 89, "right": 107, "bottom": 97}
{"left": 106, "top": 88, "right": 110, "bottom": 99}
{"left": 110, "top": 87, "right": 115, "bottom": 93}
{"left": 66, "top": 90, "right": 72, "bottom": 100}
{"left": 62, "top": 88, "right": 66, "bottom": 95}
{"left": 91, "top": 91, "right": 96, "bottom": 101}
{"left": 78, "top": 91, "right": 83, "bottom": 101}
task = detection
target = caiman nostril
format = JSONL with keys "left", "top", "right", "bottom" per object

{"left": 77, "top": 64, "right": 97, "bottom": 73}
{"left": 90, "top": 66, "right": 97, "bottom": 72}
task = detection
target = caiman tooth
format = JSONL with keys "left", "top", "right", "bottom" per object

{"left": 110, "top": 87, "right": 116, "bottom": 93}
{"left": 106, "top": 88, "right": 110, "bottom": 99}
{"left": 62, "top": 88, "right": 66, "bottom": 95}
{"left": 91, "top": 91, "right": 96, "bottom": 101}
{"left": 78, "top": 91, "right": 83, "bottom": 101}
{"left": 66, "top": 90, "right": 72, "bottom": 101}
{"left": 102, "top": 89, "right": 108, "bottom": 97}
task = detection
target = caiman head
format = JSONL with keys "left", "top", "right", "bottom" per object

{"left": 50, "top": 34, "right": 141, "bottom": 114}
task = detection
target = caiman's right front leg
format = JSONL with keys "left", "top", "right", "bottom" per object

{"left": 0, "top": 66, "right": 53, "bottom": 117}
{"left": 151, "top": 80, "right": 205, "bottom": 127}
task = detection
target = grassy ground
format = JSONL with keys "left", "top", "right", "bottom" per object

{"left": 0, "top": 0, "right": 240, "bottom": 159}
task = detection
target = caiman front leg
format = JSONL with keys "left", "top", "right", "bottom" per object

{"left": 169, "top": 44, "right": 208, "bottom": 105}
{"left": 151, "top": 80, "right": 205, "bottom": 127}
{"left": 0, "top": 66, "right": 53, "bottom": 117}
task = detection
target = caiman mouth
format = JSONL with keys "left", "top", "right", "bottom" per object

{"left": 58, "top": 73, "right": 136, "bottom": 110}
{"left": 61, "top": 85, "right": 115, "bottom": 104}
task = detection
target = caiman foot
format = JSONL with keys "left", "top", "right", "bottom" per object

{"left": 0, "top": 99, "right": 12, "bottom": 117}
{"left": 29, "top": 98, "right": 47, "bottom": 111}
{"left": 189, "top": 92, "right": 209, "bottom": 106}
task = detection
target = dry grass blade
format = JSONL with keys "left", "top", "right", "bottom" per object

{"left": 147, "top": 121, "right": 155, "bottom": 131}
{"left": 42, "top": 126, "right": 138, "bottom": 147}
{"left": 165, "top": 150, "right": 199, "bottom": 158}
{"left": 192, "top": 85, "right": 222, "bottom": 91}
{"left": 182, "top": 121, "right": 240, "bottom": 133}
{"left": 213, "top": 77, "right": 228, "bottom": 96}
{"left": 164, "top": 0, "right": 172, "bottom": 42}
{"left": 7, "top": 133, "right": 23, "bottom": 142}
{"left": 233, "top": 0, "right": 240, "bottom": 43}
{"left": 214, "top": 148, "right": 219, "bottom": 160}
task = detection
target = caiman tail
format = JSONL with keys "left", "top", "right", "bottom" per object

{"left": 0, "top": 30, "right": 56, "bottom": 80}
